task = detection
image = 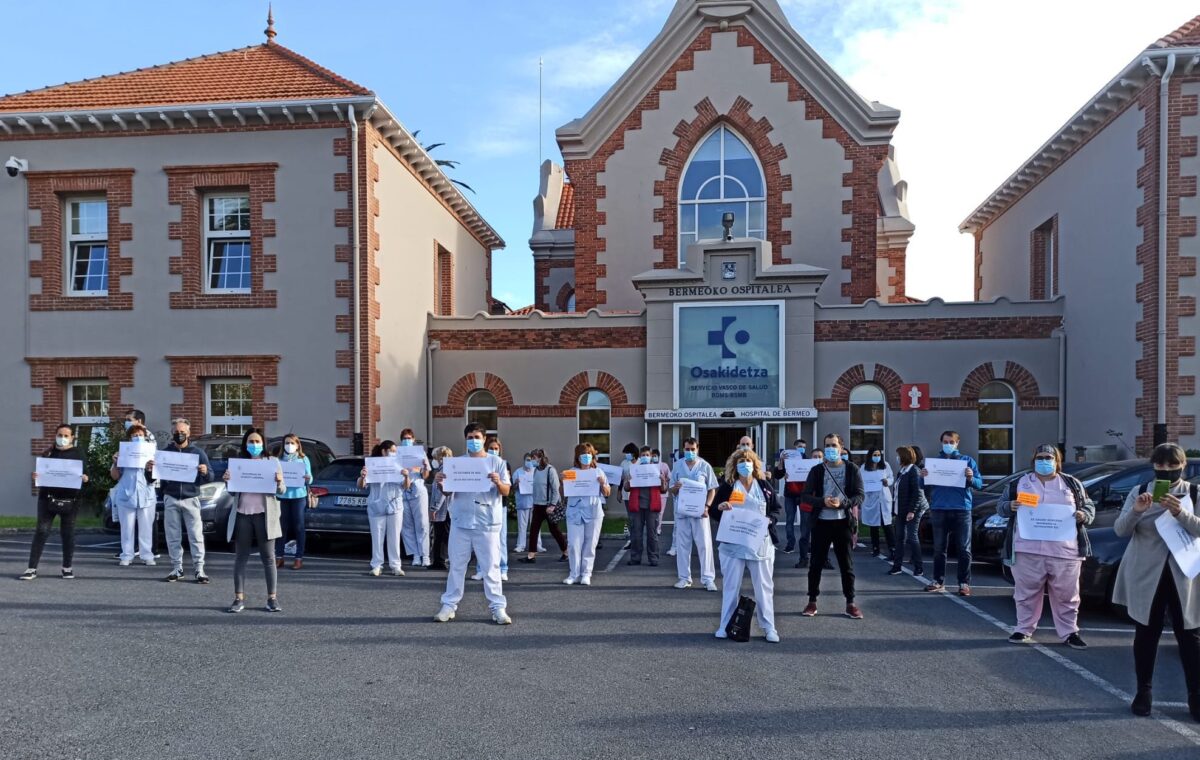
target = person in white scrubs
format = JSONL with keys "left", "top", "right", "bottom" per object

{"left": 563, "top": 443, "right": 611, "bottom": 586}
{"left": 668, "top": 437, "right": 718, "bottom": 592}
{"left": 398, "top": 428, "right": 431, "bottom": 568}
{"left": 434, "top": 422, "right": 512, "bottom": 625}
{"left": 358, "top": 440, "right": 405, "bottom": 577}
{"left": 713, "top": 450, "right": 782, "bottom": 643}
{"left": 513, "top": 452, "right": 545, "bottom": 554}
{"left": 473, "top": 436, "right": 510, "bottom": 581}
{"left": 108, "top": 423, "right": 157, "bottom": 566}
{"left": 860, "top": 449, "right": 895, "bottom": 559}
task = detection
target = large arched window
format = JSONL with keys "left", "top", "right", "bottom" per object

{"left": 977, "top": 381, "right": 1016, "bottom": 483}
{"left": 849, "top": 384, "right": 886, "bottom": 464}
{"left": 679, "top": 125, "right": 766, "bottom": 264}
{"left": 577, "top": 390, "right": 611, "bottom": 463}
{"left": 465, "top": 390, "right": 498, "bottom": 436}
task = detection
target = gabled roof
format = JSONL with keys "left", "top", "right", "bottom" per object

{"left": 0, "top": 42, "right": 372, "bottom": 113}
{"left": 554, "top": 182, "right": 575, "bottom": 229}
{"left": 1154, "top": 14, "right": 1200, "bottom": 48}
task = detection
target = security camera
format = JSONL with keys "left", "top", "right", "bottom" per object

{"left": 6, "top": 156, "right": 28, "bottom": 177}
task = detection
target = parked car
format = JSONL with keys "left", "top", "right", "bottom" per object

{"left": 303, "top": 456, "right": 371, "bottom": 536}
{"left": 973, "top": 458, "right": 1200, "bottom": 607}
{"left": 103, "top": 435, "right": 339, "bottom": 544}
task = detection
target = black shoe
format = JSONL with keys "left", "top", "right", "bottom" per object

{"left": 794, "top": 557, "right": 809, "bottom": 569}
{"left": 1064, "top": 633, "right": 1087, "bottom": 650}
{"left": 627, "top": 559, "right": 641, "bottom": 566}
{"left": 1131, "top": 688, "right": 1153, "bottom": 717}
{"left": 913, "top": 567, "right": 925, "bottom": 577}
{"left": 165, "top": 570, "right": 183, "bottom": 583}
{"left": 1008, "top": 632, "right": 1033, "bottom": 645}
{"left": 648, "top": 561, "right": 658, "bottom": 567}
{"left": 227, "top": 598, "right": 245, "bottom": 614}
{"left": 1189, "top": 693, "right": 1200, "bottom": 722}
{"left": 557, "top": 555, "right": 568, "bottom": 563}
{"left": 61, "top": 568, "right": 74, "bottom": 580}
{"left": 18, "top": 569, "right": 37, "bottom": 581}
{"left": 871, "top": 550, "right": 881, "bottom": 558}
{"left": 195, "top": 573, "right": 210, "bottom": 585}
{"left": 430, "top": 563, "right": 448, "bottom": 570}
{"left": 265, "top": 597, "right": 282, "bottom": 613}
{"left": 518, "top": 557, "right": 536, "bottom": 564}
{"left": 595, "top": 542, "right": 604, "bottom": 550}
{"left": 887, "top": 567, "right": 903, "bottom": 575}
{"left": 783, "top": 544, "right": 795, "bottom": 554}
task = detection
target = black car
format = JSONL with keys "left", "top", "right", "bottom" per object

{"left": 973, "top": 458, "right": 1200, "bottom": 606}
{"left": 303, "top": 457, "right": 372, "bottom": 536}
{"left": 104, "top": 435, "right": 338, "bottom": 543}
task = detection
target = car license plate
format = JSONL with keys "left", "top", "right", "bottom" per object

{"left": 336, "top": 496, "right": 367, "bottom": 507}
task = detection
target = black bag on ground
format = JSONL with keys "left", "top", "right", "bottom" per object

{"left": 725, "top": 595, "right": 756, "bottom": 642}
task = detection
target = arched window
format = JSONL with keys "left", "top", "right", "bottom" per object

{"left": 577, "top": 389, "right": 611, "bottom": 463}
{"left": 566, "top": 291, "right": 576, "bottom": 313}
{"left": 679, "top": 125, "right": 766, "bottom": 264}
{"left": 849, "top": 384, "right": 886, "bottom": 464}
{"left": 977, "top": 381, "right": 1016, "bottom": 483}
{"left": 465, "top": 390, "right": 498, "bottom": 436}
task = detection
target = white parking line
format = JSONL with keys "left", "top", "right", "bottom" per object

{"left": 602, "top": 541, "right": 631, "bottom": 573}
{"left": 878, "top": 556, "right": 1200, "bottom": 744}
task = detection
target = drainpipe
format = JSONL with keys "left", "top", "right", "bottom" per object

{"left": 1054, "top": 325, "right": 1066, "bottom": 451}
{"left": 349, "top": 105, "right": 363, "bottom": 455}
{"left": 1155, "top": 53, "right": 1176, "bottom": 447}
{"left": 425, "top": 339, "right": 439, "bottom": 446}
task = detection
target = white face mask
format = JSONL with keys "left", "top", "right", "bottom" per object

{"left": 430, "top": 460, "right": 441, "bottom": 470}
{"left": 55, "top": 435, "right": 71, "bottom": 448}
{"left": 284, "top": 443, "right": 298, "bottom": 455}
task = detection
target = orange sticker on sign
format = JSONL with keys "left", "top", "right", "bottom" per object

{"left": 729, "top": 490, "right": 746, "bottom": 504}
{"left": 562, "top": 470, "right": 577, "bottom": 481}
{"left": 1016, "top": 492, "right": 1039, "bottom": 507}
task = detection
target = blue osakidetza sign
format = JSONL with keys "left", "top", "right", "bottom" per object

{"left": 674, "top": 301, "right": 783, "bottom": 409}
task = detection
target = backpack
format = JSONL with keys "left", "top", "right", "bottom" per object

{"left": 725, "top": 595, "right": 756, "bottom": 642}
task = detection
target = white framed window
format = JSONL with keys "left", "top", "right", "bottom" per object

{"left": 577, "top": 389, "right": 611, "bottom": 463}
{"left": 465, "top": 390, "right": 498, "bottom": 436}
{"left": 977, "top": 381, "right": 1016, "bottom": 483}
{"left": 204, "top": 194, "right": 251, "bottom": 294}
{"left": 66, "top": 380, "right": 110, "bottom": 445}
{"left": 66, "top": 198, "right": 109, "bottom": 295}
{"left": 849, "top": 384, "right": 886, "bottom": 464}
{"left": 206, "top": 379, "right": 253, "bottom": 435}
{"left": 678, "top": 125, "right": 766, "bottom": 264}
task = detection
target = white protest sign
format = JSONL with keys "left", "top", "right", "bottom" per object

{"left": 676, "top": 478, "right": 708, "bottom": 518}
{"left": 923, "top": 457, "right": 970, "bottom": 488}
{"left": 226, "top": 458, "right": 280, "bottom": 495}
{"left": 1156, "top": 496, "right": 1200, "bottom": 579}
{"left": 716, "top": 507, "right": 770, "bottom": 550}
{"left": 365, "top": 456, "right": 405, "bottom": 484}
{"left": 563, "top": 468, "right": 600, "bottom": 498}
{"left": 155, "top": 450, "right": 199, "bottom": 484}
{"left": 784, "top": 455, "right": 817, "bottom": 483}
{"left": 280, "top": 460, "right": 308, "bottom": 490}
{"left": 35, "top": 457, "right": 83, "bottom": 490}
{"left": 1016, "top": 502, "right": 1077, "bottom": 542}
{"left": 629, "top": 463, "right": 661, "bottom": 489}
{"left": 441, "top": 456, "right": 492, "bottom": 493}
{"left": 117, "top": 440, "right": 155, "bottom": 469}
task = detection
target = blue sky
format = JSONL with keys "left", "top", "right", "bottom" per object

{"left": 3, "top": 0, "right": 1197, "bottom": 307}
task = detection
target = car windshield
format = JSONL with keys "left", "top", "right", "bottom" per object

{"left": 316, "top": 460, "right": 364, "bottom": 482}
{"left": 1077, "top": 463, "right": 1129, "bottom": 487}
{"left": 982, "top": 470, "right": 1028, "bottom": 494}
{"left": 198, "top": 441, "right": 243, "bottom": 461}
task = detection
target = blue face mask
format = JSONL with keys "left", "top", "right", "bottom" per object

{"left": 246, "top": 443, "right": 263, "bottom": 457}
{"left": 871, "top": 455, "right": 881, "bottom": 464}
{"left": 466, "top": 439, "right": 483, "bottom": 454}
{"left": 524, "top": 460, "right": 534, "bottom": 469}
{"left": 123, "top": 420, "right": 133, "bottom": 431}
{"left": 400, "top": 439, "right": 413, "bottom": 447}
{"left": 579, "top": 454, "right": 593, "bottom": 466}
{"left": 1034, "top": 459, "right": 1056, "bottom": 476}
{"left": 652, "top": 456, "right": 660, "bottom": 463}
{"left": 683, "top": 450, "right": 697, "bottom": 462}
{"left": 841, "top": 453, "right": 850, "bottom": 461}
{"left": 942, "top": 443, "right": 958, "bottom": 456}
{"left": 736, "top": 461, "right": 753, "bottom": 477}
{"left": 624, "top": 453, "right": 634, "bottom": 462}
{"left": 639, "top": 456, "right": 651, "bottom": 465}
{"left": 796, "top": 446, "right": 806, "bottom": 454}
{"left": 130, "top": 435, "right": 144, "bottom": 443}
{"left": 824, "top": 447, "right": 840, "bottom": 463}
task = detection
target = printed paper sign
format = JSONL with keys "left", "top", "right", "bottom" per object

{"left": 1155, "top": 496, "right": 1200, "bottom": 579}
{"left": 629, "top": 463, "right": 661, "bottom": 489}
{"left": 226, "top": 458, "right": 280, "bottom": 495}
{"left": 784, "top": 455, "right": 817, "bottom": 483}
{"left": 923, "top": 458, "right": 970, "bottom": 488}
{"left": 1016, "top": 502, "right": 1076, "bottom": 542}
{"left": 35, "top": 457, "right": 83, "bottom": 490}
{"left": 365, "top": 456, "right": 405, "bottom": 484}
{"left": 517, "top": 470, "right": 533, "bottom": 495}
{"left": 676, "top": 479, "right": 708, "bottom": 518}
{"left": 117, "top": 440, "right": 155, "bottom": 469}
{"left": 716, "top": 508, "right": 769, "bottom": 549}
{"left": 155, "top": 450, "right": 199, "bottom": 484}
{"left": 396, "top": 449, "right": 427, "bottom": 473}
{"left": 441, "top": 456, "right": 492, "bottom": 493}
{"left": 563, "top": 468, "right": 600, "bottom": 498}
{"left": 280, "top": 460, "right": 308, "bottom": 490}
{"left": 863, "top": 471, "right": 885, "bottom": 493}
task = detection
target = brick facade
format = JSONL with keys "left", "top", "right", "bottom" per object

{"left": 435, "top": 370, "right": 644, "bottom": 419}
{"left": 166, "top": 355, "right": 280, "bottom": 433}
{"left": 534, "top": 258, "right": 573, "bottom": 312}
{"left": 816, "top": 360, "right": 1057, "bottom": 413}
{"left": 814, "top": 315, "right": 1062, "bottom": 342}
{"left": 26, "top": 169, "right": 134, "bottom": 311}
{"left": 881, "top": 247, "right": 908, "bottom": 303}
{"left": 428, "top": 327, "right": 647, "bottom": 351}
{"left": 26, "top": 356, "right": 137, "bottom": 455}
{"left": 165, "top": 163, "right": 278, "bottom": 309}
{"left": 1028, "top": 215, "right": 1059, "bottom": 300}
{"left": 435, "top": 242, "right": 454, "bottom": 316}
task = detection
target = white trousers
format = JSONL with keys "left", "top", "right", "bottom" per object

{"left": 718, "top": 552, "right": 777, "bottom": 636}
{"left": 368, "top": 512, "right": 403, "bottom": 570}
{"left": 567, "top": 517, "right": 603, "bottom": 581}
{"left": 515, "top": 509, "right": 545, "bottom": 552}
{"left": 675, "top": 515, "right": 715, "bottom": 584}
{"left": 118, "top": 505, "right": 155, "bottom": 562}
{"left": 401, "top": 497, "right": 430, "bottom": 564}
{"left": 441, "top": 527, "right": 506, "bottom": 612}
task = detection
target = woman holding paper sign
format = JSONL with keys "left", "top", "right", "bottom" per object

{"left": 20, "top": 424, "right": 88, "bottom": 581}
{"left": 223, "top": 429, "right": 285, "bottom": 613}
{"left": 1113, "top": 443, "right": 1200, "bottom": 721}
{"left": 398, "top": 429, "right": 432, "bottom": 570}
{"left": 623, "top": 447, "right": 668, "bottom": 566}
{"left": 520, "top": 449, "right": 567, "bottom": 565}
{"left": 109, "top": 423, "right": 157, "bottom": 567}
{"left": 513, "top": 453, "right": 545, "bottom": 554}
{"left": 562, "top": 443, "right": 611, "bottom": 586}
{"left": 275, "top": 434, "right": 312, "bottom": 571}
{"left": 713, "top": 450, "right": 781, "bottom": 642}
{"left": 358, "top": 440, "right": 406, "bottom": 577}
{"left": 860, "top": 449, "right": 895, "bottom": 560}
{"left": 997, "top": 444, "right": 1093, "bottom": 649}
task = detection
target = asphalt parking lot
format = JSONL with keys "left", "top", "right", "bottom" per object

{"left": 2, "top": 527, "right": 1199, "bottom": 760}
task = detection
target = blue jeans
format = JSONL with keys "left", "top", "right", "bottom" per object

{"left": 784, "top": 496, "right": 812, "bottom": 559}
{"left": 892, "top": 513, "right": 923, "bottom": 573}
{"left": 930, "top": 509, "right": 972, "bottom": 585}
{"left": 276, "top": 497, "right": 307, "bottom": 560}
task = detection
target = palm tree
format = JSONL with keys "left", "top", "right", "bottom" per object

{"left": 412, "top": 130, "right": 474, "bottom": 193}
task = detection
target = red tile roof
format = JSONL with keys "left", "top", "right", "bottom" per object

{"left": 508, "top": 305, "right": 538, "bottom": 315}
{"left": 1155, "top": 14, "right": 1200, "bottom": 48}
{"left": 0, "top": 42, "right": 372, "bottom": 113}
{"left": 554, "top": 182, "right": 575, "bottom": 230}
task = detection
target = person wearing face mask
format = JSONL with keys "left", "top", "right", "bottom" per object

{"left": 109, "top": 422, "right": 157, "bottom": 566}
{"left": 123, "top": 408, "right": 156, "bottom": 444}
{"left": 652, "top": 449, "right": 670, "bottom": 539}
{"left": 772, "top": 439, "right": 810, "bottom": 559}
{"left": 921, "top": 430, "right": 984, "bottom": 596}
{"left": 1113, "top": 443, "right": 1200, "bottom": 721}
{"left": 623, "top": 446, "right": 669, "bottom": 566}
{"left": 20, "top": 424, "right": 89, "bottom": 581}
{"left": 713, "top": 450, "right": 781, "bottom": 642}
{"left": 800, "top": 434, "right": 865, "bottom": 619}
{"left": 668, "top": 437, "right": 718, "bottom": 591}
{"left": 434, "top": 423, "right": 513, "bottom": 625}
{"left": 397, "top": 428, "right": 432, "bottom": 570}
{"left": 427, "top": 446, "right": 453, "bottom": 570}
{"left": 472, "top": 436, "right": 509, "bottom": 581}
{"left": 998, "top": 444, "right": 1093, "bottom": 649}
{"left": 513, "top": 452, "right": 545, "bottom": 554}
{"left": 563, "top": 444, "right": 611, "bottom": 586}
{"left": 222, "top": 428, "right": 285, "bottom": 613}
{"left": 860, "top": 449, "right": 895, "bottom": 560}
{"left": 520, "top": 448, "right": 567, "bottom": 564}
{"left": 161, "top": 419, "right": 214, "bottom": 583}
{"left": 275, "top": 434, "right": 312, "bottom": 571}
{"left": 358, "top": 440, "right": 406, "bottom": 577}
{"left": 619, "top": 442, "right": 640, "bottom": 533}
{"left": 889, "top": 446, "right": 927, "bottom": 576}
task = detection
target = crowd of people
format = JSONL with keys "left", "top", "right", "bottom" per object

{"left": 19, "top": 413, "right": 1200, "bottom": 722}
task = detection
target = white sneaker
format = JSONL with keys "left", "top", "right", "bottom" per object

{"left": 471, "top": 572, "right": 483, "bottom": 581}
{"left": 492, "top": 609, "right": 512, "bottom": 625}
{"left": 667, "top": 548, "right": 677, "bottom": 557}
{"left": 500, "top": 573, "right": 508, "bottom": 581}
{"left": 369, "top": 566, "right": 382, "bottom": 577}
{"left": 140, "top": 558, "right": 157, "bottom": 566}
{"left": 704, "top": 581, "right": 718, "bottom": 592}
{"left": 674, "top": 579, "right": 692, "bottom": 589}
{"left": 714, "top": 629, "right": 728, "bottom": 639}
{"left": 563, "top": 577, "right": 577, "bottom": 585}
{"left": 118, "top": 560, "right": 132, "bottom": 567}
{"left": 580, "top": 577, "right": 591, "bottom": 586}
{"left": 391, "top": 567, "right": 405, "bottom": 577}
{"left": 433, "top": 605, "right": 455, "bottom": 623}
{"left": 765, "top": 630, "right": 781, "bottom": 644}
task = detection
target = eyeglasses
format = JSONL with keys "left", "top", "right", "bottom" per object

{"left": 1034, "top": 456, "right": 1055, "bottom": 462}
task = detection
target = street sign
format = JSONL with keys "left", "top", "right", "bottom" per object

{"left": 900, "top": 383, "right": 931, "bottom": 411}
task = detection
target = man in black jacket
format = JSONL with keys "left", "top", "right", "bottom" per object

{"left": 160, "top": 418, "right": 214, "bottom": 584}
{"left": 801, "top": 433, "right": 865, "bottom": 619}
